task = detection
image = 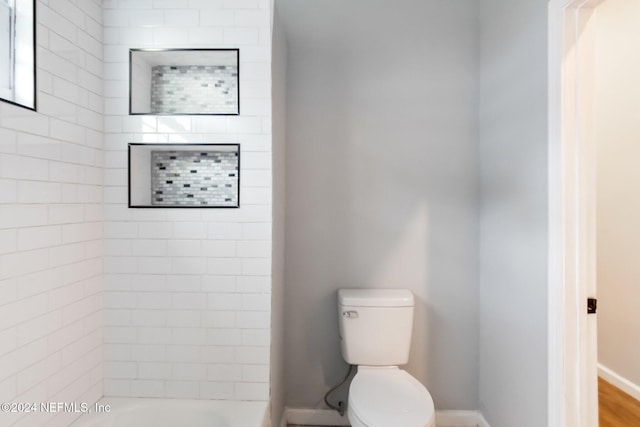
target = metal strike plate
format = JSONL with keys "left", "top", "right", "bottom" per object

{"left": 587, "top": 298, "right": 597, "bottom": 314}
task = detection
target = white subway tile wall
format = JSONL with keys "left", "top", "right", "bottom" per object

{"left": 0, "top": 0, "right": 104, "bottom": 426}
{"left": 103, "top": 0, "right": 272, "bottom": 402}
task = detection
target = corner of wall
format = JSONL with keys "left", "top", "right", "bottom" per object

{"left": 269, "top": 2, "right": 288, "bottom": 426}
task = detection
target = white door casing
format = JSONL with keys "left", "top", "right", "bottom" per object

{"left": 548, "top": 0, "right": 601, "bottom": 426}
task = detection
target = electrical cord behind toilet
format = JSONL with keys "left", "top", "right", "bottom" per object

{"left": 324, "top": 364, "right": 356, "bottom": 416}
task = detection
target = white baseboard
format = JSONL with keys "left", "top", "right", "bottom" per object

{"left": 598, "top": 363, "right": 640, "bottom": 402}
{"left": 436, "top": 410, "right": 488, "bottom": 427}
{"left": 284, "top": 408, "right": 351, "bottom": 426}
{"left": 477, "top": 413, "right": 491, "bottom": 427}
{"left": 282, "top": 407, "right": 491, "bottom": 427}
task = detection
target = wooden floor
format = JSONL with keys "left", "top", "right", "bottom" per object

{"left": 599, "top": 377, "right": 640, "bottom": 427}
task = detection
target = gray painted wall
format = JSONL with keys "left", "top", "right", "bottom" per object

{"left": 271, "top": 4, "right": 288, "bottom": 425}
{"left": 280, "top": 0, "right": 479, "bottom": 411}
{"left": 477, "top": 0, "right": 548, "bottom": 426}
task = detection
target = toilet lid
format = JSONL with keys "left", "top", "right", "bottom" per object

{"left": 349, "top": 368, "right": 435, "bottom": 427}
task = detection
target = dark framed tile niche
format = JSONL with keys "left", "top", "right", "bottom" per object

{"left": 129, "top": 48, "right": 240, "bottom": 116}
{"left": 128, "top": 143, "right": 240, "bottom": 208}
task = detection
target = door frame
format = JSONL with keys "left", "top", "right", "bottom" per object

{"left": 548, "top": 0, "right": 602, "bottom": 426}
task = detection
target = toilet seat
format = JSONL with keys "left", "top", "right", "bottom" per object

{"left": 348, "top": 367, "right": 435, "bottom": 427}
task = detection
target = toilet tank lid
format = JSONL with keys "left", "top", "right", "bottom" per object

{"left": 338, "top": 289, "right": 414, "bottom": 307}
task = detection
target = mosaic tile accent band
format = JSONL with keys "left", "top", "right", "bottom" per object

{"left": 150, "top": 65, "right": 238, "bottom": 114}
{"left": 151, "top": 150, "right": 239, "bottom": 207}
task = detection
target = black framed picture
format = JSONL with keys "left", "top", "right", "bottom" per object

{"left": 129, "top": 48, "right": 240, "bottom": 116}
{"left": 0, "top": 0, "right": 35, "bottom": 111}
{"left": 128, "top": 143, "right": 240, "bottom": 208}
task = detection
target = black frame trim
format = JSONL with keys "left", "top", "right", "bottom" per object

{"left": 128, "top": 142, "right": 241, "bottom": 209}
{"left": 0, "top": 0, "right": 37, "bottom": 112}
{"left": 128, "top": 48, "right": 240, "bottom": 116}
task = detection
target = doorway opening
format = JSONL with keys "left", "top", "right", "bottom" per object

{"left": 549, "top": 0, "right": 640, "bottom": 426}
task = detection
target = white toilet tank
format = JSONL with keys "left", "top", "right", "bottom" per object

{"left": 338, "top": 289, "right": 414, "bottom": 366}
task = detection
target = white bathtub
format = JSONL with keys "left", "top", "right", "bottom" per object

{"left": 69, "top": 398, "right": 268, "bottom": 427}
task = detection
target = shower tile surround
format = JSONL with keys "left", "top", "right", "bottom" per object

{"left": 151, "top": 65, "right": 238, "bottom": 114}
{"left": 151, "top": 150, "right": 239, "bottom": 206}
{"left": 103, "top": 0, "right": 272, "bottom": 403}
{"left": 0, "top": 0, "right": 271, "bottom": 423}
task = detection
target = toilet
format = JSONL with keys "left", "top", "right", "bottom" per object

{"left": 338, "top": 289, "right": 435, "bottom": 427}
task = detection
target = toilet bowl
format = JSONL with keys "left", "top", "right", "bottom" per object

{"left": 337, "top": 289, "right": 435, "bottom": 427}
{"left": 348, "top": 367, "right": 435, "bottom": 427}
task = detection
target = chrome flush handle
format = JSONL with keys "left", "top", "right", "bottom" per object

{"left": 343, "top": 311, "right": 359, "bottom": 319}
